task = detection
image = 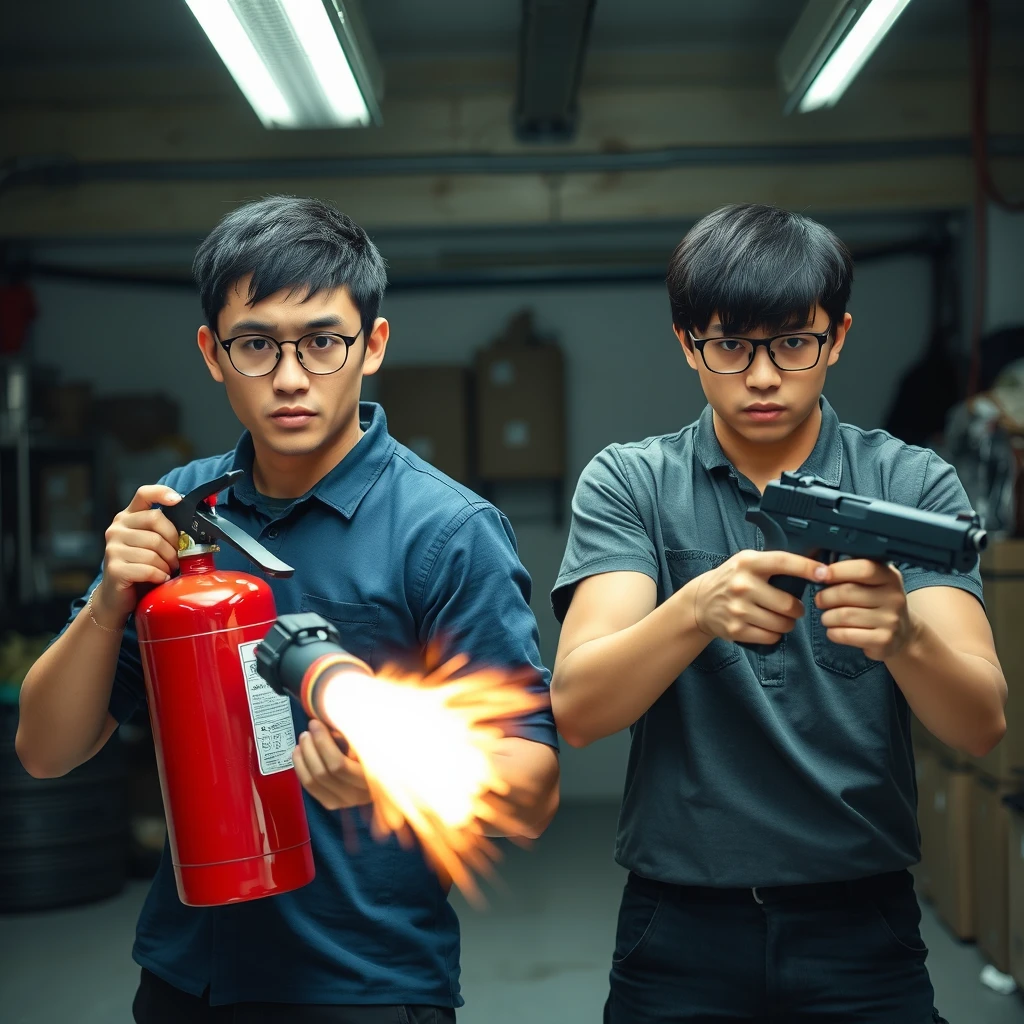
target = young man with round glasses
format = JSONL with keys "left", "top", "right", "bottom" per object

{"left": 550, "top": 203, "right": 1006, "bottom": 1023}
{"left": 17, "top": 195, "right": 560, "bottom": 1023}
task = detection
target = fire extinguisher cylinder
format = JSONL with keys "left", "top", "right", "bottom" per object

{"left": 135, "top": 471, "right": 316, "bottom": 907}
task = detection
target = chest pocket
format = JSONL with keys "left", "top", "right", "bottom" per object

{"left": 299, "top": 594, "right": 380, "bottom": 669}
{"left": 810, "top": 597, "right": 882, "bottom": 679}
{"left": 664, "top": 549, "right": 742, "bottom": 674}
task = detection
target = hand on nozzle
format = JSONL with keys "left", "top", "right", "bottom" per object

{"left": 293, "top": 718, "right": 372, "bottom": 811}
{"left": 691, "top": 550, "right": 827, "bottom": 647}
{"left": 95, "top": 485, "right": 182, "bottom": 626}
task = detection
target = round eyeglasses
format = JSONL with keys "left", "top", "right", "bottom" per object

{"left": 687, "top": 324, "right": 833, "bottom": 374}
{"left": 217, "top": 329, "right": 363, "bottom": 377}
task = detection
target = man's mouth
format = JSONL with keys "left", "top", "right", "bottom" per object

{"left": 270, "top": 408, "right": 316, "bottom": 428}
{"left": 743, "top": 403, "right": 785, "bottom": 421}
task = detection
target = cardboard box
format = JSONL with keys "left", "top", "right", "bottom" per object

{"left": 475, "top": 338, "right": 565, "bottom": 481}
{"left": 377, "top": 366, "right": 470, "bottom": 484}
{"left": 972, "top": 774, "right": 1017, "bottom": 973}
{"left": 920, "top": 758, "right": 975, "bottom": 939}
{"left": 1007, "top": 797, "right": 1024, "bottom": 989}
{"left": 973, "top": 539, "right": 1024, "bottom": 780}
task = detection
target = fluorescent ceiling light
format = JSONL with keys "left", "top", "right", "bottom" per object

{"left": 184, "top": 0, "right": 383, "bottom": 129}
{"left": 778, "top": 0, "right": 915, "bottom": 115}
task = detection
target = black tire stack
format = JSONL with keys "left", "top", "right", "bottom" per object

{"left": 0, "top": 701, "right": 129, "bottom": 912}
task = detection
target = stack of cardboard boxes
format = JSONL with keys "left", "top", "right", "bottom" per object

{"left": 914, "top": 539, "right": 1024, "bottom": 986}
{"left": 375, "top": 311, "right": 566, "bottom": 489}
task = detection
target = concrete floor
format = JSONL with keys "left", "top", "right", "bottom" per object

{"left": 2, "top": 802, "right": 1023, "bottom": 1024}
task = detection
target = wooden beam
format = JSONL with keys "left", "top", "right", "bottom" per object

{"left": 4, "top": 158, "right": 1022, "bottom": 239}
{"left": 2, "top": 76, "right": 1022, "bottom": 164}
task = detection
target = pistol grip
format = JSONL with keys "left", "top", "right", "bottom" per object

{"left": 767, "top": 574, "right": 809, "bottom": 600}
{"left": 738, "top": 575, "right": 809, "bottom": 655}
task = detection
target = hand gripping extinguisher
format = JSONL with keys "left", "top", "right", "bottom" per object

{"left": 134, "top": 470, "right": 316, "bottom": 906}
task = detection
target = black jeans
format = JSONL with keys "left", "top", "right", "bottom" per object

{"left": 605, "top": 869, "right": 948, "bottom": 1024}
{"left": 132, "top": 968, "right": 457, "bottom": 1024}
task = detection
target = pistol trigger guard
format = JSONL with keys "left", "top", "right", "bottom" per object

{"left": 745, "top": 509, "right": 790, "bottom": 553}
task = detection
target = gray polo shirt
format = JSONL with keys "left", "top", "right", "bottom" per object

{"left": 552, "top": 397, "right": 984, "bottom": 887}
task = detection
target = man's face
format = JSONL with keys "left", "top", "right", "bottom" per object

{"left": 198, "top": 276, "right": 388, "bottom": 457}
{"left": 675, "top": 304, "right": 851, "bottom": 443}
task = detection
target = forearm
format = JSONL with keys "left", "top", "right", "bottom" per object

{"left": 551, "top": 581, "right": 711, "bottom": 747}
{"left": 886, "top": 615, "right": 1007, "bottom": 757}
{"left": 16, "top": 590, "right": 124, "bottom": 778}
{"left": 481, "top": 737, "right": 560, "bottom": 840}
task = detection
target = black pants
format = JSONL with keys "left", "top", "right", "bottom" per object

{"left": 605, "top": 869, "right": 948, "bottom": 1024}
{"left": 132, "top": 968, "right": 457, "bottom": 1024}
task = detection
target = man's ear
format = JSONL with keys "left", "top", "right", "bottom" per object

{"left": 360, "top": 317, "right": 390, "bottom": 378}
{"left": 198, "top": 326, "right": 225, "bottom": 383}
{"left": 826, "top": 312, "right": 852, "bottom": 367}
{"left": 674, "top": 324, "right": 699, "bottom": 371}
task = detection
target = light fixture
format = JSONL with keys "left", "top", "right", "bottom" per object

{"left": 184, "top": 0, "right": 383, "bottom": 129}
{"left": 778, "top": 0, "right": 915, "bottom": 115}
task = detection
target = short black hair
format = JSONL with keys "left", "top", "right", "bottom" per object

{"left": 667, "top": 204, "right": 853, "bottom": 337}
{"left": 193, "top": 195, "right": 388, "bottom": 342}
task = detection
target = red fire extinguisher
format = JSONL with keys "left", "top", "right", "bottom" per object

{"left": 134, "top": 470, "right": 315, "bottom": 907}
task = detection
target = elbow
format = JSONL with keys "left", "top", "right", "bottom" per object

{"left": 550, "top": 679, "right": 597, "bottom": 749}
{"left": 557, "top": 725, "right": 594, "bottom": 749}
{"left": 551, "top": 704, "right": 596, "bottom": 748}
{"left": 966, "top": 711, "right": 1007, "bottom": 759}
{"left": 14, "top": 727, "right": 66, "bottom": 779}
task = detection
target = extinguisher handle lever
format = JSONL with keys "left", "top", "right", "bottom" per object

{"left": 160, "top": 469, "right": 296, "bottom": 578}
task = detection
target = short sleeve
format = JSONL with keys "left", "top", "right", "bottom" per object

{"left": 899, "top": 451, "right": 985, "bottom": 608}
{"left": 551, "top": 446, "right": 658, "bottom": 623}
{"left": 418, "top": 505, "right": 558, "bottom": 750}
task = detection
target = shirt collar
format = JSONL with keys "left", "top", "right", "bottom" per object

{"left": 694, "top": 395, "right": 843, "bottom": 487}
{"left": 228, "top": 402, "right": 396, "bottom": 519}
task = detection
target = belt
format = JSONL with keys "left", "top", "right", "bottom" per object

{"left": 626, "top": 868, "right": 913, "bottom": 907}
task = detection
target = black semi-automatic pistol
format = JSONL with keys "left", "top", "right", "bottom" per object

{"left": 743, "top": 472, "right": 987, "bottom": 648}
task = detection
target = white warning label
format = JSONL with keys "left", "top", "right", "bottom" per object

{"left": 239, "top": 640, "right": 297, "bottom": 775}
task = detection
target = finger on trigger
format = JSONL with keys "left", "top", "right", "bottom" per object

{"left": 761, "top": 550, "right": 827, "bottom": 582}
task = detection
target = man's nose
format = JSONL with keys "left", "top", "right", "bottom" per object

{"left": 272, "top": 345, "right": 310, "bottom": 391}
{"left": 746, "top": 346, "right": 781, "bottom": 388}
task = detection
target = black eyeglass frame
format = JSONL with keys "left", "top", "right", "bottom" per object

{"left": 686, "top": 323, "right": 834, "bottom": 374}
{"left": 215, "top": 329, "right": 364, "bottom": 377}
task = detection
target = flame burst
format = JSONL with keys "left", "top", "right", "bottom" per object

{"left": 314, "top": 653, "right": 549, "bottom": 904}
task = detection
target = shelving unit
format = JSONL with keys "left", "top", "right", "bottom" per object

{"left": 1, "top": 356, "right": 108, "bottom": 630}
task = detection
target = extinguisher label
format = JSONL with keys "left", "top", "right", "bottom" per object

{"left": 238, "top": 640, "right": 298, "bottom": 775}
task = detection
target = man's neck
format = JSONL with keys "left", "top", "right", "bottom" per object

{"left": 251, "top": 414, "right": 364, "bottom": 499}
{"left": 712, "top": 402, "right": 822, "bottom": 493}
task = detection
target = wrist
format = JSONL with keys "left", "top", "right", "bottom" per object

{"left": 677, "top": 578, "right": 711, "bottom": 640}
{"left": 887, "top": 608, "right": 928, "bottom": 666}
{"left": 90, "top": 582, "right": 130, "bottom": 632}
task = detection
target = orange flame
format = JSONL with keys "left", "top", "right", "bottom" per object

{"left": 314, "top": 652, "right": 549, "bottom": 905}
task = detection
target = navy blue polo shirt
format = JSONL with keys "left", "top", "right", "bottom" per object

{"left": 552, "top": 397, "right": 983, "bottom": 888}
{"left": 61, "top": 403, "right": 557, "bottom": 1007}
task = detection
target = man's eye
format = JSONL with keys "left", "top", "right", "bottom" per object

{"left": 717, "top": 340, "right": 743, "bottom": 351}
{"left": 782, "top": 336, "right": 809, "bottom": 349}
{"left": 309, "top": 335, "right": 337, "bottom": 349}
{"left": 241, "top": 337, "right": 273, "bottom": 351}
